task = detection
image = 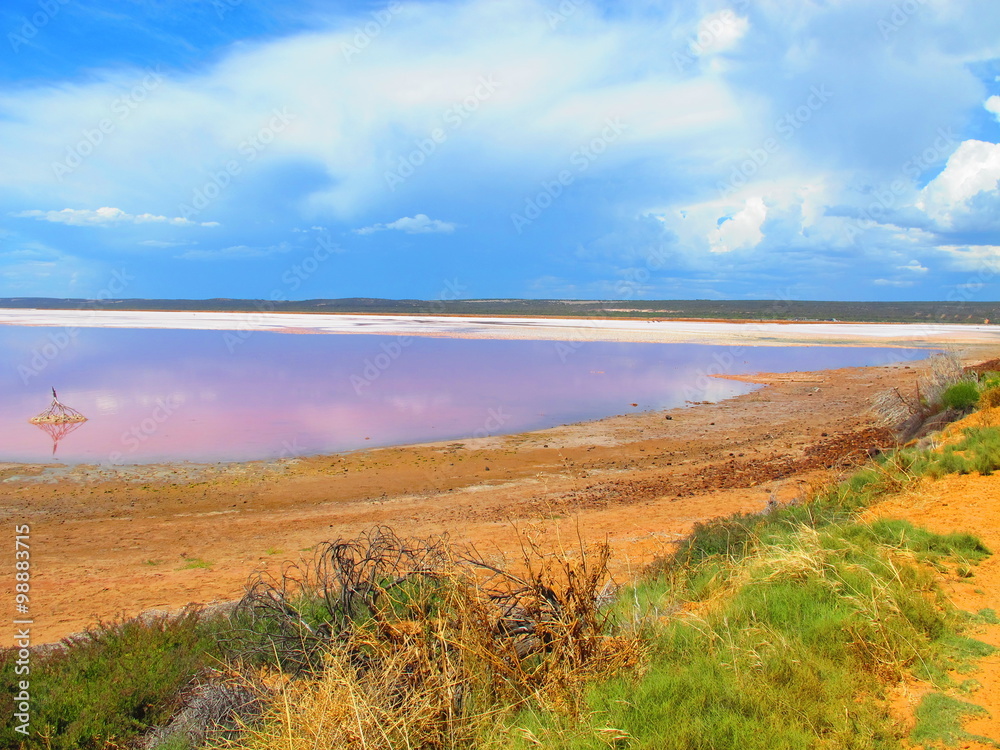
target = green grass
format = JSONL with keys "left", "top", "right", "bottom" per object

{"left": 906, "top": 426, "right": 1000, "bottom": 477}
{"left": 910, "top": 693, "right": 998, "bottom": 747}
{"left": 177, "top": 557, "right": 212, "bottom": 570}
{"left": 494, "top": 433, "right": 1000, "bottom": 750}
{"left": 974, "top": 608, "right": 1000, "bottom": 625}
{"left": 498, "top": 516, "right": 995, "bottom": 749}
{"left": 0, "top": 610, "right": 221, "bottom": 750}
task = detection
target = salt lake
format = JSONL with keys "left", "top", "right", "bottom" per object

{"left": 0, "top": 324, "right": 932, "bottom": 464}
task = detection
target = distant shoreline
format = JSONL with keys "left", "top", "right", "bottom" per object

{"left": 1, "top": 297, "right": 997, "bottom": 325}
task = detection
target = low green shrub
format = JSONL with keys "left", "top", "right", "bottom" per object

{"left": 941, "top": 380, "right": 980, "bottom": 411}
{"left": 0, "top": 610, "right": 219, "bottom": 750}
{"left": 907, "top": 426, "right": 1000, "bottom": 478}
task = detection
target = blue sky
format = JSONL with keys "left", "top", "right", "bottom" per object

{"left": 1, "top": 0, "right": 999, "bottom": 302}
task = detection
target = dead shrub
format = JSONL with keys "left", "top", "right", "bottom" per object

{"left": 220, "top": 527, "right": 640, "bottom": 748}
{"left": 980, "top": 385, "right": 1000, "bottom": 409}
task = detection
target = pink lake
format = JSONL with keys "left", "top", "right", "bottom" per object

{"left": 0, "top": 326, "right": 930, "bottom": 464}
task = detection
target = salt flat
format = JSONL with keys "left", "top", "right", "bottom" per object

{"left": 0, "top": 308, "right": 998, "bottom": 346}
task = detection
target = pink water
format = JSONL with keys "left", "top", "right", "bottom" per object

{"left": 0, "top": 326, "right": 929, "bottom": 464}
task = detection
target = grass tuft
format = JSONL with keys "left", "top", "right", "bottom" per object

{"left": 910, "top": 693, "right": 997, "bottom": 747}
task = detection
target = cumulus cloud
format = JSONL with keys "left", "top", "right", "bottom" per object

{"left": 901, "top": 259, "right": 928, "bottom": 273}
{"left": 354, "top": 214, "right": 456, "bottom": 235}
{"left": 916, "top": 140, "right": 1000, "bottom": 227}
{"left": 14, "top": 207, "right": 218, "bottom": 227}
{"left": 708, "top": 196, "right": 767, "bottom": 253}
{"left": 986, "top": 95, "right": 1000, "bottom": 123}
{"left": 939, "top": 244, "right": 1000, "bottom": 272}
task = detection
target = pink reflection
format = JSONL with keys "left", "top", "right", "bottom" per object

{"left": 0, "top": 327, "right": 929, "bottom": 464}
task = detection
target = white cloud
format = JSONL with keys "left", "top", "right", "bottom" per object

{"left": 690, "top": 11, "right": 750, "bottom": 58}
{"left": 0, "top": 0, "right": 748, "bottom": 220}
{"left": 939, "top": 244, "right": 1000, "bottom": 272}
{"left": 986, "top": 95, "right": 1000, "bottom": 123}
{"left": 177, "top": 242, "right": 292, "bottom": 260}
{"left": 354, "top": 214, "right": 457, "bottom": 235}
{"left": 901, "top": 259, "right": 928, "bottom": 273}
{"left": 139, "top": 239, "right": 190, "bottom": 248}
{"left": 14, "top": 207, "right": 219, "bottom": 227}
{"left": 873, "top": 278, "right": 913, "bottom": 287}
{"left": 659, "top": 178, "right": 834, "bottom": 257}
{"left": 708, "top": 196, "right": 767, "bottom": 253}
{"left": 917, "top": 139, "right": 1000, "bottom": 226}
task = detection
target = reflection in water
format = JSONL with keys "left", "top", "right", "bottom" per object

{"left": 31, "top": 419, "right": 86, "bottom": 457}
{"left": 27, "top": 386, "right": 89, "bottom": 456}
{"left": 0, "top": 326, "right": 931, "bottom": 464}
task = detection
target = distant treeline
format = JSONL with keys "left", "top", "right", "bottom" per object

{"left": 0, "top": 297, "right": 997, "bottom": 323}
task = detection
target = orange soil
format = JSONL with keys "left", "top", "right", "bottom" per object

{"left": 866, "top": 409, "right": 1000, "bottom": 748}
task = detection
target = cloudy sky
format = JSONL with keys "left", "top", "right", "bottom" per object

{"left": 1, "top": 0, "right": 999, "bottom": 302}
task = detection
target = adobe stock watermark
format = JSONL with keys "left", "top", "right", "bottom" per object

{"left": 510, "top": 117, "right": 626, "bottom": 233}
{"left": 547, "top": 0, "right": 585, "bottom": 29}
{"left": 52, "top": 66, "right": 166, "bottom": 182}
{"left": 384, "top": 76, "right": 500, "bottom": 191}
{"left": 471, "top": 406, "right": 511, "bottom": 439}
{"left": 178, "top": 107, "right": 295, "bottom": 220}
{"left": 8, "top": 0, "right": 68, "bottom": 53}
{"left": 718, "top": 84, "right": 832, "bottom": 197}
{"left": 276, "top": 436, "right": 307, "bottom": 460}
{"left": 349, "top": 278, "right": 468, "bottom": 394}
{"left": 843, "top": 126, "right": 956, "bottom": 244}
{"left": 212, "top": 0, "right": 243, "bottom": 20}
{"left": 878, "top": 0, "right": 929, "bottom": 40}
{"left": 673, "top": 4, "right": 750, "bottom": 72}
{"left": 17, "top": 268, "right": 135, "bottom": 385}
{"left": 223, "top": 234, "right": 341, "bottom": 353}
{"left": 12, "top": 523, "right": 32, "bottom": 738}
{"left": 678, "top": 290, "right": 796, "bottom": 403}
{"left": 554, "top": 243, "right": 673, "bottom": 363}
{"left": 108, "top": 395, "right": 184, "bottom": 464}
{"left": 341, "top": 1, "right": 402, "bottom": 63}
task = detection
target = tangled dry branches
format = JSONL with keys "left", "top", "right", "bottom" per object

{"left": 223, "top": 527, "right": 638, "bottom": 748}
